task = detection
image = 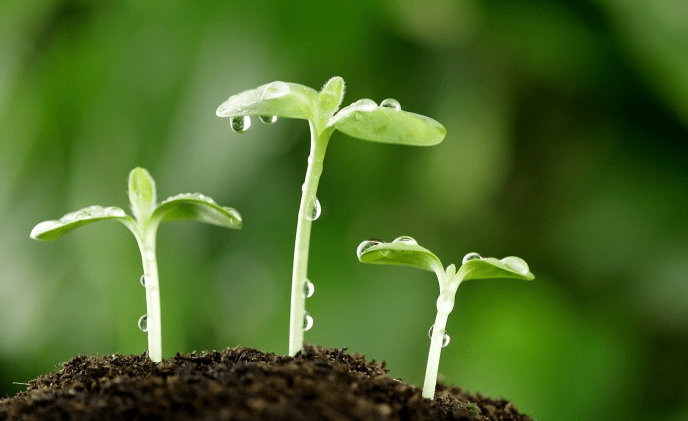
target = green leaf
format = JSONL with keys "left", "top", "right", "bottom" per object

{"left": 317, "top": 76, "right": 345, "bottom": 116}
{"left": 456, "top": 256, "right": 535, "bottom": 282}
{"left": 153, "top": 193, "right": 242, "bottom": 229}
{"left": 216, "top": 81, "right": 318, "bottom": 121}
{"left": 30, "top": 206, "right": 130, "bottom": 241}
{"left": 356, "top": 237, "right": 443, "bottom": 274}
{"left": 128, "top": 167, "right": 157, "bottom": 221}
{"left": 328, "top": 99, "right": 446, "bottom": 146}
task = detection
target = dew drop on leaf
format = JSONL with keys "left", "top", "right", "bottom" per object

{"left": 138, "top": 314, "right": 149, "bottom": 332}
{"left": 380, "top": 98, "right": 401, "bottom": 111}
{"left": 356, "top": 240, "right": 383, "bottom": 258}
{"left": 259, "top": 115, "right": 278, "bottom": 124}
{"left": 392, "top": 236, "right": 417, "bottom": 245}
{"left": 230, "top": 116, "right": 251, "bottom": 133}
{"left": 500, "top": 256, "right": 530, "bottom": 275}
{"left": 462, "top": 252, "right": 482, "bottom": 265}
{"left": 303, "top": 311, "right": 314, "bottom": 331}
{"left": 306, "top": 197, "right": 321, "bottom": 221}
{"left": 303, "top": 279, "right": 315, "bottom": 298}
{"left": 428, "top": 325, "right": 451, "bottom": 347}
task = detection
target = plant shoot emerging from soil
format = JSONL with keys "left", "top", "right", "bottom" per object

{"left": 217, "top": 77, "right": 446, "bottom": 356}
{"left": 356, "top": 236, "right": 534, "bottom": 399}
{"left": 30, "top": 167, "right": 242, "bottom": 362}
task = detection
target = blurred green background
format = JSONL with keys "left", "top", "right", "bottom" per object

{"left": 1, "top": 0, "right": 687, "bottom": 420}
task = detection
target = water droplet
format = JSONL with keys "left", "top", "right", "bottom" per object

{"left": 428, "top": 325, "right": 451, "bottom": 347}
{"left": 306, "top": 197, "right": 321, "bottom": 221}
{"left": 140, "top": 274, "right": 148, "bottom": 287}
{"left": 462, "top": 252, "right": 482, "bottom": 265}
{"left": 303, "top": 312, "right": 314, "bottom": 331}
{"left": 138, "top": 314, "right": 149, "bottom": 332}
{"left": 259, "top": 115, "right": 278, "bottom": 124}
{"left": 230, "top": 116, "right": 251, "bottom": 133}
{"left": 500, "top": 256, "right": 530, "bottom": 275}
{"left": 356, "top": 240, "right": 383, "bottom": 258}
{"left": 353, "top": 98, "right": 377, "bottom": 112}
{"left": 392, "top": 236, "right": 417, "bottom": 245}
{"left": 303, "top": 279, "right": 315, "bottom": 298}
{"left": 380, "top": 98, "right": 401, "bottom": 111}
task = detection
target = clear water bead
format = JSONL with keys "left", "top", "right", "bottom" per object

{"left": 303, "top": 312, "right": 314, "bottom": 331}
{"left": 500, "top": 256, "right": 530, "bottom": 275}
{"left": 306, "top": 197, "right": 321, "bottom": 221}
{"left": 428, "top": 325, "right": 451, "bottom": 347}
{"left": 380, "top": 98, "right": 401, "bottom": 111}
{"left": 138, "top": 314, "right": 149, "bottom": 332}
{"left": 356, "top": 240, "right": 383, "bottom": 258}
{"left": 259, "top": 115, "right": 278, "bottom": 124}
{"left": 230, "top": 116, "right": 251, "bottom": 133}
{"left": 462, "top": 252, "right": 482, "bottom": 265}
{"left": 139, "top": 274, "right": 148, "bottom": 287}
{"left": 392, "top": 236, "right": 417, "bottom": 245}
{"left": 303, "top": 279, "right": 315, "bottom": 298}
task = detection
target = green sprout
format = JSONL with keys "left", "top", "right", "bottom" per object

{"left": 30, "top": 167, "right": 242, "bottom": 363}
{"left": 356, "top": 236, "right": 534, "bottom": 399}
{"left": 217, "top": 77, "right": 446, "bottom": 356}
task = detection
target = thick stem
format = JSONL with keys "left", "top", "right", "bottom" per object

{"left": 288, "top": 121, "right": 329, "bottom": 356}
{"left": 136, "top": 229, "right": 163, "bottom": 362}
{"left": 423, "top": 310, "right": 449, "bottom": 399}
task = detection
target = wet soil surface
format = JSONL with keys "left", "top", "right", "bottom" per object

{"left": 0, "top": 345, "right": 532, "bottom": 421}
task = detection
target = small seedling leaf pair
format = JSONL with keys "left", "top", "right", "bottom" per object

{"left": 217, "top": 77, "right": 446, "bottom": 356}
{"left": 357, "top": 237, "right": 534, "bottom": 399}
{"left": 31, "top": 168, "right": 242, "bottom": 362}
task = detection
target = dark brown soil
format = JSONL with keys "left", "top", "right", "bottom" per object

{"left": 0, "top": 344, "right": 532, "bottom": 421}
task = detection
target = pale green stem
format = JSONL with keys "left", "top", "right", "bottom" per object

{"left": 132, "top": 224, "right": 163, "bottom": 362}
{"left": 422, "top": 270, "right": 458, "bottom": 399}
{"left": 288, "top": 120, "right": 330, "bottom": 356}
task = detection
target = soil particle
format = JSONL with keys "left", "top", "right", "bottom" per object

{"left": 0, "top": 344, "right": 532, "bottom": 421}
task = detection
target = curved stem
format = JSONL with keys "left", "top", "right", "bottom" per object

{"left": 288, "top": 121, "right": 330, "bottom": 356}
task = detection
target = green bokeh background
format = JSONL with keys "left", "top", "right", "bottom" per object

{"left": 1, "top": 1, "right": 687, "bottom": 420}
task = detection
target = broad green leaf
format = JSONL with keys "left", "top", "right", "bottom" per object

{"left": 456, "top": 256, "right": 535, "bottom": 282}
{"left": 356, "top": 238, "right": 443, "bottom": 274}
{"left": 216, "top": 81, "right": 318, "bottom": 120}
{"left": 153, "top": 193, "right": 242, "bottom": 229}
{"left": 328, "top": 99, "right": 446, "bottom": 146}
{"left": 30, "top": 206, "right": 129, "bottom": 241}
{"left": 128, "top": 167, "right": 156, "bottom": 221}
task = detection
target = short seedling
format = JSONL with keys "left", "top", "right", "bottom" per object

{"left": 356, "top": 236, "right": 534, "bottom": 399}
{"left": 217, "top": 77, "right": 446, "bottom": 356}
{"left": 30, "top": 167, "right": 242, "bottom": 362}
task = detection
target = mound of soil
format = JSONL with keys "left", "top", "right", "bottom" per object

{"left": 0, "top": 344, "right": 532, "bottom": 421}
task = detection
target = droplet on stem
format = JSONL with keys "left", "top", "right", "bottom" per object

{"left": 230, "top": 116, "right": 251, "bottom": 133}
{"left": 303, "top": 312, "right": 314, "bottom": 331}
{"left": 140, "top": 274, "right": 148, "bottom": 287}
{"left": 138, "top": 314, "right": 149, "bottom": 332}
{"left": 392, "top": 236, "right": 417, "bottom": 245}
{"left": 428, "top": 325, "right": 450, "bottom": 347}
{"left": 259, "top": 115, "right": 278, "bottom": 124}
{"left": 306, "top": 197, "right": 321, "bottom": 221}
{"left": 462, "top": 252, "right": 482, "bottom": 265}
{"left": 380, "top": 98, "right": 401, "bottom": 111}
{"left": 303, "top": 279, "right": 315, "bottom": 298}
{"left": 356, "top": 240, "right": 383, "bottom": 258}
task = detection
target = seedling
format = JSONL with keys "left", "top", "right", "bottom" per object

{"left": 30, "top": 167, "right": 242, "bottom": 362}
{"left": 356, "top": 236, "right": 534, "bottom": 399}
{"left": 217, "top": 77, "right": 446, "bottom": 356}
